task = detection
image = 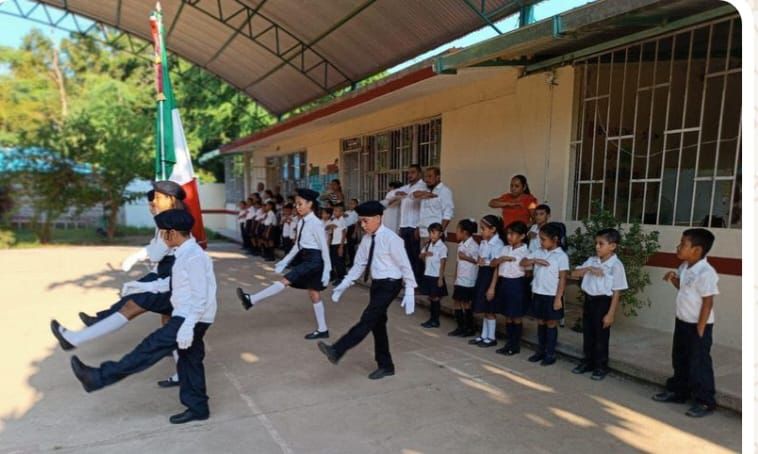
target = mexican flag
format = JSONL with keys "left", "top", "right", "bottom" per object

{"left": 150, "top": 3, "right": 207, "bottom": 248}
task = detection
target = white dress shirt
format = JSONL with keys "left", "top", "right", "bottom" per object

{"left": 422, "top": 239, "right": 448, "bottom": 278}
{"left": 344, "top": 210, "right": 358, "bottom": 227}
{"left": 381, "top": 188, "right": 401, "bottom": 232}
{"left": 342, "top": 225, "right": 417, "bottom": 290}
{"left": 455, "top": 237, "right": 479, "bottom": 287}
{"left": 497, "top": 244, "right": 529, "bottom": 278}
{"left": 478, "top": 235, "right": 505, "bottom": 266}
{"left": 245, "top": 207, "right": 257, "bottom": 221}
{"left": 528, "top": 223, "right": 541, "bottom": 253}
{"left": 529, "top": 247, "right": 570, "bottom": 296}
{"left": 328, "top": 216, "right": 347, "bottom": 245}
{"left": 237, "top": 208, "right": 248, "bottom": 222}
{"left": 263, "top": 210, "right": 277, "bottom": 226}
{"left": 289, "top": 215, "right": 300, "bottom": 239}
{"left": 280, "top": 211, "right": 331, "bottom": 274}
{"left": 281, "top": 216, "right": 294, "bottom": 238}
{"left": 399, "top": 179, "right": 426, "bottom": 228}
{"left": 577, "top": 254, "right": 628, "bottom": 296}
{"left": 675, "top": 258, "right": 719, "bottom": 324}
{"left": 254, "top": 210, "right": 266, "bottom": 223}
{"left": 417, "top": 182, "right": 455, "bottom": 237}
{"left": 153, "top": 238, "right": 217, "bottom": 325}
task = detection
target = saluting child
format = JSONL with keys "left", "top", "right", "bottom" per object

{"left": 419, "top": 223, "right": 448, "bottom": 328}
{"left": 469, "top": 215, "right": 505, "bottom": 348}
{"left": 449, "top": 219, "right": 479, "bottom": 337}
{"left": 489, "top": 221, "right": 530, "bottom": 356}
{"left": 571, "top": 228, "right": 628, "bottom": 380}
{"left": 521, "top": 222, "right": 569, "bottom": 366}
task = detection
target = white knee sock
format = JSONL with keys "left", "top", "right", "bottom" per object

{"left": 250, "top": 281, "right": 286, "bottom": 304}
{"left": 480, "top": 320, "right": 489, "bottom": 339}
{"left": 170, "top": 350, "right": 179, "bottom": 381}
{"left": 487, "top": 319, "right": 497, "bottom": 341}
{"left": 313, "top": 301, "right": 327, "bottom": 332}
{"left": 61, "top": 313, "right": 128, "bottom": 346}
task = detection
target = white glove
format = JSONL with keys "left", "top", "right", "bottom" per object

{"left": 332, "top": 283, "right": 349, "bottom": 303}
{"left": 274, "top": 261, "right": 286, "bottom": 274}
{"left": 121, "top": 281, "right": 148, "bottom": 297}
{"left": 121, "top": 251, "right": 143, "bottom": 272}
{"left": 321, "top": 269, "right": 331, "bottom": 288}
{"left": 400, "top": 290, "right": 416, "bottom": 315}
{"left": 176, "top": 321, "right": 195, "bottom": 349}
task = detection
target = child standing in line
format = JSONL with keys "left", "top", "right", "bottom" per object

{"left": 489, "top": 221, "right": 530, "bottom": 356}
{"left": 261, "top": 201, "right": 278, "bottom": 262}
{"left": 571, "top": 228, "right": 628, "bottom": 380}
{"left": 469, "top": 215, "right": 505, "bottom": 348}
{"left": 448, "top": 219, "right": 479, "bottom": 337}
{"left": 238, "top": 200, "right": 250, "bottom": 250}
{"left": 528, "top": 204, "right": 551, "bottom": 253}
{"left": 521, "top": 222, "right": 569, "bottom": 366}
{"left": 652, "top": 228, "right": 719, "bottom": 418}
{"left": 280, "top": 203, "right": 295, "bottom": 253}
{"left": 419, "top": 223, "right": 448, "bottom": 328}
{"left": 344, "top": 198, "right": 360, "bottom": 266}
{"left": 326, "top": 203, "right": 348, "bottom": 286}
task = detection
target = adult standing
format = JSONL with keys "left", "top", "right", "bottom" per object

{"left": 396, "top": 164, "right": 426, "bottom": 281}
{"left": 321, "top": 179, "right": 345, "bottom": 207}
{"left": 414, "top": 166, "right": 455, "bottom": 241}
{"left": 380, "top": 181, "right": 403, "bottom": 233}
{"left": 488, "top": 174, "right": 538, "bottom": 226}
{"left": 255, "top": 182, "right": 266, "bottom": 201}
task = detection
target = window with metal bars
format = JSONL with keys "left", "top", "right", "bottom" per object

{"left": 266, "top": 151, "right": 307, "bottom": 197}
{"left": 570, "top": 16, "right": 741, "bottom": 229}
{"left": 341, "top": 118, "right": 442, "bottom": 202}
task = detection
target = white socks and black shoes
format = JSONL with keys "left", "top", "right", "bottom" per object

{"left": 51, "top": 313, "right": 129, "bottom": 350}
{"left": 237, "top": 282, "right": 287, "bottom": 310}
{"left": 305, "top": 301, "right": 329, "bottom": 339}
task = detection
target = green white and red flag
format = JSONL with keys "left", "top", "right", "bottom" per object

{"left": 150, "top": 3, "right": 207, "bottom": 248}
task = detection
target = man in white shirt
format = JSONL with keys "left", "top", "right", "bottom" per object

{"left": 68, "top": 209, "right": 217, "bottom": 424}
{"left": 413, "top": 166, "right": 454, "bottom": 240}
{"left": 396, "top": 164, "right": 426, "bottom": 281}
{"left": 380, "top": 181, "right": 403, "bottom": 233}
{"left": 318, "top": 201, "right": 417, "bottom": 380}
{"left": 326, "top": 203, "right": 348, "bottom": 284}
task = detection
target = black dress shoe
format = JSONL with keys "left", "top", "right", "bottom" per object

{"left": 169, "top": 409, "right": 209, "bottom": 424}
{"left": 468, "top": 337, "right": 484, "bottom": 345}
{"left": 504, "top": 348, "right": 520, "bottom": 356}
{"left": 495, "top": 346, "right": 510, "bottom": 355}
{"left": 236, "top": 287, "right": 253, "bottom": 310}
{"left": 527, "top": 352, "right": 545, "bottom": 363}
{"left": 590, "top": 369, "right": 609, "bottom": 381}
{"left": 368, "top": 367, "right": 395, "bottom": 380}
{"left": 447, "top": 327, "right": 465, "bottom": 337}
{"left": 477, "top": 339, "right": 497, "bottom": 348}
{"left": 158, "top": 377, "right": 180, "bottom": 388}
{"left": 420, "top": 319, "right": 440, "bottom": 328}
{"left": 540, "top": 356, "right": 557, "bottom": 366}
{"left": 685, "top": 403, "right": 714, "bottom": 418}
{"left": 652, "top": 390, "right": 687, "bottom": 403}
{"left": 304, "top": 330, "right": 329, "bottom": 340}
{"left": 317, "top": 341, "right": 340, "bottom": 364}
{"left": 70, "top": 355, "right": 100, "bottom": 393}
{"left": 572, "top": 362, "right": 593, "bottom": 375}
{"left": 78, "top": 312, "right": 98, "bottom": 327}
{"left": 50, "top": 320, "right": 75, "bottom": 351}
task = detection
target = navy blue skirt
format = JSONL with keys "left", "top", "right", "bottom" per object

{"left": 420, "top": 275, "right": 448, "bottom": 298}
{"left": 494, "top": 276, "right": 527, "bottom": 317}
{"left": 285, "top": 249, "right": 326, "bottom": 291}
{"left": 452, "top": 285, "right": 475, "bottom": 302}
{"left": 532, "top": 293, "right": 565, "bottom": 321}
{"left": 472, "top": 266, "right": 496, "bottom": 314}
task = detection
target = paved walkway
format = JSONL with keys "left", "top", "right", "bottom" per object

{"left": 1, "top": 243, "right": 741, "bottom": 453}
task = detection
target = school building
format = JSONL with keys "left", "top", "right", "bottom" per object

{"left": 214, "top": 1, "right": 742, "bottom": 350}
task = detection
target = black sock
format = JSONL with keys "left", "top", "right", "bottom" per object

{"left": 430, "top": 300, "right": 441, "bottom": 322}
{"left": 504, "top": 322, "right": 513, "bottom": 347}
{"left": 546, "top": 326, "right": 558, "bottom": 357}
{"left": 464, "top": 309, "right": 474, "bottom": 331}
{"left": 537, "top": 324, "right": 547, "bottom": 353}
{"left": 454, "top": 309, "right": 463, "bottom": 329}
{"left": 512, "top": 323, "right": 522, "bottom": 349}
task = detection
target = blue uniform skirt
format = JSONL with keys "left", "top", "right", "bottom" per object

{"left": 472, "top": 266, "right": 495, "bottom": 314}
{"left": 494, "top": 276, "right": 527, "bottom": 317}
{"left": 285, "top": 248, "right": 326, "bottom": 291}
{"left": 532, "top": 293, "right": 565, "bottom": 321}
{"left": 452, "top": 285, "right": 475, "bottom": 302}
{"left": 420, "top": 275, "right": 448, "bottom": 298}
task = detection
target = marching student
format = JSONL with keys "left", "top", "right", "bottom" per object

{"left": 489, "top": 221, "right": 530, "bottom": 355}
{"left": 571, "top": 228, "right": 628, "bottom": 380}
{"left": 469, "top": 215, "right": 505, "bottom": 348}
{"left": 448, "top": 218, "right": 478, "bottom": 337}
{"left": 419, "top": 223, "right": 448, "bottom": 328}
{"left": 236, "top": 188, "right": 332, "bottom": 340}
{"left": 652, "top": 228, "right": 719, "bottom": 418}
{"left": 326, "top": 203, "right": 348, "bottom": 286}
{"left": 280, "top": 203, "right": 296, "bottom": 253}
{"left": 520, "top": 222, "right": 569, "bottom": 366}
{"left": 317, "top": 201, "right": 417, "bottom": 379}
{"left": 68, "top": 209, "right": 217, "bottom": 424}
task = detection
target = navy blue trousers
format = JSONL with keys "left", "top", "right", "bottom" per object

{"left": 666, "top": 318, "right": 716, "bottom": 407}
{"left": 96, "top": 316, "right": 211, "bottom": 416}
{"left": 95, "top": 290, "right": 173, "bottom": 322}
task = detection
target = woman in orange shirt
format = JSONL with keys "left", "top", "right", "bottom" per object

{"left": 488, "top": 175, "right": 538, "bottom": 226}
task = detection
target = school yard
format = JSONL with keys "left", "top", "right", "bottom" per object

{"left": 0, "top": 242, "right": 741, "bottom": 453}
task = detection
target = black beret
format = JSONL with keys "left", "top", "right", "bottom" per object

{"left": 146, "top": 190, "right": 155, "bottom": 202}
{"left": 154, "top": 209, "right": 194, "bottom": 231}
{"left": 355, "top": 201, "right": 384, "bottom": 217}
{"left": 295, "top": 188, "right": 320, "bottom": 202}
{"left": 152, "top": 180, "right": 186, "bottom": 200}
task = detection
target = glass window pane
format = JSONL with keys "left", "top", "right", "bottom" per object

{"left": 633, "top": 89, "right": 652, "bottom": 179}
{"left": 728, "top": 18, "right": 741, "bottom": 70}
{"left": 644, "top": 182, "right": 660, "bottom": 224}
{"left": 592, "top": 97, "right": 609, "bottom": 180}
{"left": 628, "top": 182, "right": 645, "bottom": 223}
{"left": 647, "top": 86, "right": 668, "bottom": 178}
{"left": 576, "top": 183, "right": 591, "bottom": 220}
{"left": 692, "top": 180, "right": 714, "bottom": 227}
{"left": 684, "top": 27, "right": 709, "bottom": 128}
{"left": 656, "top": 36, "right": 673, "bottom": 84}
{"left": 660, "top": 133, "right": 680, "bottom": 225}
{"left": 667, "top": 32, "right": 691, "bottom": 129}
{"left": 621, "top": 45, "right": 641, "bottom": 134}
{"left": 616, "top": 138, "right": 633, "bottom": 221}
{"left": 708, "top": 21, "right": 730, "bottom": 74}
{"left": 597, "top": 53, "right": 612, "bottom": 96}
{"left": 639, "top": 42, "right": 656, "bottom": 87}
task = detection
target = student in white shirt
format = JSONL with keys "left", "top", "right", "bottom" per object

{"left": 280, "top": 203, "right": 295, "bottom": 253}
{"left": 396, "top": 164, "right": 427, "bottom": 281}
{"left": 521, "top": 223, "right": 569, "bottom": 366}
{"left": 344, "top": 198, "right": 360, "bottom": 266}
{"left": 449, "top": 219, "right": 479, "bottom": 337}
{"left": 236, "top": 189, "right": 333, "bottom": 340}
{"left": 67, "top": 209, "right": 217, "bottom": 424}
{"left": 380, "top": 181, "right": 404, "bottom": 233}
{"left": 326, "top": 203, "right": 348, "bottom": 285}
{"left": 419, "top": 223, "right": 448, "bottom": 329}
{"left": 469, "top": 215, "right": 505, "bottom": 348}
{"left": 653, "top": 228, "right": 719, "bottom": 418}
{"left": 252, "top": 202, "right": 267, "bottom": 256}
{"left": 261, "top": 201, "right": 278, "bottom": 262}
{"left": 528, "top": 204, "right": 551, "bottom": 253}
{"left": 489, "top": 221, "right": 530, "bottom": 356}
{"left": 237, "top": 200, "right": 250, "bottom": 250}
{"left": 571, "top": 228, "right": 628, "bottom": 380}
{"left": 412, "top": 166, "right": 454, "bottom": 240}
{"left": 318, "top": 201, "right": 417, "bottom": 380}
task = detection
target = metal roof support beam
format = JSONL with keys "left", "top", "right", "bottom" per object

{"left": 518, "top": 4, "right": 534, "bottom": 27}
{"left": 524, "top": 4, "right": 737, "bottom": 74}
{"left": 461, "top": 0, "right": 502, "bottom": 35}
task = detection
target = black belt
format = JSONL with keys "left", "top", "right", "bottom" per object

{"left": 372, "top": 278, "right": 401, "bottom": 283}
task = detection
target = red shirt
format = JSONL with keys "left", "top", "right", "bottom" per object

{"left": 498, "top": 193, "right": 538, "bottom": 226}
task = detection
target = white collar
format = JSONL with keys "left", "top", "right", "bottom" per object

{"left": 174, "top": 237, "right": 197, "bottom": 258}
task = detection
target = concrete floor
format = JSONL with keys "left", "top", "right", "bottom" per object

{"left": 0, "top": 242, "right": 741, "bottom": 453}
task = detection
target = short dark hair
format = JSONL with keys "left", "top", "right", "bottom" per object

{"left": 535, "top": 204, "right": 551, "bottom": 215}
{"left": 506, "top": 221, "right": 528, "bottom": 236}
{"left": 409, "top": 164, "right": 422, "bottom": 172}
{"left": 321, "top": 207, "right": 333, "bottom": 216}
{"left": 389, "top": 181, "right": 403, "bottom": 189}
{"left": 427, "top": 166, "right": 440, "bottom": 177}
{"left": 682, "top": 228, "right": 715, "bottom": 257}
{"left": 333, "top": 203, "right": 345, "bottom": 210}
{"left": 283, "top": 203, "right": 294, "bottom": 209}
{"left": 596, "top": 228, "right": 621, "bottom": 245}
{"left": 428, "top": 222, "right": 444, "bottom": 233}
{"left": 265, "top": 201, "right": 276, "bottom": 209}
{"left": 539, "top": 222, "right": 563, "bottom": 242}
{"left": 457, "top": 218, "right": 478, "bottom": 236}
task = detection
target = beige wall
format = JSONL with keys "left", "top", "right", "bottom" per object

{"left": 241, "top": 66, "right": 741, "bottom": 349}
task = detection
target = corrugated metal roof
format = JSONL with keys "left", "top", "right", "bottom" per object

{"left": 36, "top": 0, "right": 539, "bottom": 116}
